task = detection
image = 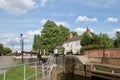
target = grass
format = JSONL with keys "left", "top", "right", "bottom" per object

{"left": 57, "top": 72, "right": 63, "bottom": 80}
{"left": 95, "top": 65, "right": 112, "bottom": 72}
{"left": 0, "top": 62, "right": 41, "bottom": 80}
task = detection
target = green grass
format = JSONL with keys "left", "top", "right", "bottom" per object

{"left": 0, "top": 62, "right": 41, "bottom": 80}
{"left": 57, "top": 72, "right": 63, "bottom": 80}
{"left": 95, "top": 65, "right": 112, "bottom": 72}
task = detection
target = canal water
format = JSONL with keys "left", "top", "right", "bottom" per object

{"left": 62, "top": 73, "right": 109, "bottom": 80}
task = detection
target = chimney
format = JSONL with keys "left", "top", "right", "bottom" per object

{"left": 86, "top": 27, "right": 91, "bottom": 34}
{"left": 69, "top": 32, "right": 73, "bottom": 39}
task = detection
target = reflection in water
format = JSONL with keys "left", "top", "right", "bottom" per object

{"left": 62, "top": 73, "right": 91, "bottom": 80}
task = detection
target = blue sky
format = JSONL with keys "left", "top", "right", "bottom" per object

{"left": 0, "top": 0, "right": 120, "bottom": 51}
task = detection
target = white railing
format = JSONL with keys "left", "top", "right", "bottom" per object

{"left": 41, "top": 54, "right": 57, "bottom": 80}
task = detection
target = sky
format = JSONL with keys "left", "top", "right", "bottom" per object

{"left": 0, "top": 0, "right": 120, "bottom": 51}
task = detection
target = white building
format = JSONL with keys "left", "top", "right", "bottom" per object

{"left": 63, "top": 33, "right": 82, "bottom": 54}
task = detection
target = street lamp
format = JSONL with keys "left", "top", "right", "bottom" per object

{"left": 20, "top": 33, "right": 24, "bottom": 63}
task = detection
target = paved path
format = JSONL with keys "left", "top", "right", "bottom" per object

{"left": 0, "top": 56, "right": 15, "bottom": 74}
{"left": 76, "top": 55, "right": 90, "bottom": 64}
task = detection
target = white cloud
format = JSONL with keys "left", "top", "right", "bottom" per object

{"left": 0, "top": 0, "right": 36, "bottom": 15}
{"left": 26, "top": 29, "right": 41, "bottom": 36}
{"left": 107, "top": 28, "right": 120, "bottom": 38}
{"left": 78, "top": 0, "right": 120, "bottom": 9}
{"left": 75, "top": 27, "right": 86, "bottom": 35}
{"left": 40, "top": 0, "right": 48, "bottom": 7}
{"left": 0, "top": 29, "right": 42, "bottom": 51}
{"left": 76, "top": 16, "right": 97, "bottom": 22}
{"left": 40, "top": 19, "right": 47, "bottom": 25}
{"left": 107, "top": 17, "right": 118, "bottom": 22}
{"left": 40, "top": 19, "right": 69, "bottom": 27}
{"left": 74, "top": 27, "right": 94, "bottom": 35}
{"left": 55, "top": 21, "right": 69, "bottom": 27}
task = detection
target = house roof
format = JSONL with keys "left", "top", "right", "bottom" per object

{"left": 65, "top": 36, "right": 81, "bottom": 43}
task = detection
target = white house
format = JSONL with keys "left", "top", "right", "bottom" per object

{"left": 63, "top": 27, "right": 91, "bottom": 54}
{"left": 54, "top": 27, "right": 91, "bottom": 55}
{"left": 63, "top": 33, "right": 82, "bottom": 54}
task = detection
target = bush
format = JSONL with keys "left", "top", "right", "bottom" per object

{"left": 3, "top": 47, "right": 12, "bottom": 55}
{"left": 80, "top": 44, "right": 101, "bottom": 53}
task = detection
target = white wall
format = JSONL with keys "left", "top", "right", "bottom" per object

{"left": 63, "top": 40, "right": 82, "bottom": 54}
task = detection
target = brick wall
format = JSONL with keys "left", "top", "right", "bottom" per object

{"left": 84, "top": 48, "right": 120, "bottom": 58}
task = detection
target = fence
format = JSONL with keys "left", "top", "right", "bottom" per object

{"left": 0, "top": 61, "right": 42, "bottom": 80}
{"left": 0, "top": 54, "right": 64, "bottom": 80}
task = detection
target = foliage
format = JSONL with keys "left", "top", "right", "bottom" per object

{"left": 32, "top": 34, "right": 41, "bottom": 52}
{"left": 71, "top": 31, "right": 78, "bottom": 36}
{"left": 80, "top": 32, "right": 114, "bottom": 53}
{"left": 0, "top": 43, "right": 4, "bottom": 56}
{"left": 0, "top": 43, "right": 12, "bottom": 56}
{"left": 80, "top": 32, "right": 93, "bottom": 46}
{"left": 114, "top": 31, "right": 120, "bottom": 48}
{"left": 80, "top": 44, "right": 101, "bottom": 53}
{"left": 57, "top": 72, "right": 63, "bottom": 80}
{"left": 33, "top": 20, "right": 70, "bottom": 53}
{"left": 99, "top": 33, "right": 114, "bottom": 48}
{"left": 58, "top": 48, "right": 64, "bottom": 54}
{"left": 41, "top": 20, "right": 59, "bottom": 52}
{"left": 3, "top": 47, "right": 12, "bottom": 55}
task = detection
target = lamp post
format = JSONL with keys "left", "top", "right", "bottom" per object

{"left": 20, "top": 33, "right": 24, "bottom": 63}
{"left": 12, "top": 43, "right": 14, "bottom": 53}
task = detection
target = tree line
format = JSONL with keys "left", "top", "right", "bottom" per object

{"left": 32, "top": 20, "right": 120, "bottom": 54}
{"left": 80, "top": 30, "right": 120, "bottom": 53}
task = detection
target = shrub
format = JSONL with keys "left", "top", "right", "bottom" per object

{"left": 80, "top": 44, "right": 101, "bottom": 53}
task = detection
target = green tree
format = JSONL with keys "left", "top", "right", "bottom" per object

{"left": 3, "top": 47, "right": 12, "bottom": 55}
{"left": 41, "top": 20, "right": 58, "bottom": 52}
{"left": 32, "top": 20, "right": 70, "bottom": 53}
{"left": 80, "top": 32, "right": 114, "bottom": 53}
{"left": 114, "top": 31, "right": 120, "bottom": 48}
{"left": 32, "top": 34, "right": 41, "bottom": 52}
{"left": 58, "top": 25, "right": 70, "bottom": 45}
{"left": 41, "top": 20, "right": 70, "bottom": 53}
{"left": 71, "top": 31, "right": 78, "bottom": 36}
{"left": 0, "top": 43, "right": 4, "bottom": 56}
{"left": 99, "top": 33, "right": 114, "bottom": 48}
{"left": 80, "top": 32, "right": 93, "bottom": 46}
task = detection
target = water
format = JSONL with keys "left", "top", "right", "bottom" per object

{"left": 62, "top": 73, "right": 109, "bottom": 80}
{"left": 62, "top": 73, "right": 91, "bottom": 80}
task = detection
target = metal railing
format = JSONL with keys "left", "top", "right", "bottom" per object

{"left": 0, "top": 54, "right": 64, "bottom": 80}
{"left": 0, "top": 61, "right": 42, "bottom": 80}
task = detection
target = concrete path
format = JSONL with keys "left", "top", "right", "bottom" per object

{"left": 0, "top": 56, "right": 15, "bottom": 74}
{"left": 76, "top": 55, "right": 90, "bottom": 64}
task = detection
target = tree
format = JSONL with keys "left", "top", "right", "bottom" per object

{"left": 58, "top": 25, "right": 70, "bottom": 45}
{"left": 99, "top": 33, "right": 114, "bottom": 48}
{"left": 0, "top": 43, "right": 12, "bottom": 56}
{"left": 80, "top": 32, "right": 114, "bottom": 53}
{"left": 0, "top": 43, "right": 4, "bottom": 56}
{"left": 32, "top": 34, "right": 41, "bottom": 52}
{"left": 71, "top": 31, "right": 78, "bottom": 36}
{"left": 41, "top": 20, "right": 59, "bottom": 52}
{"left": 41, "top": 20, "right": 70, "bottom": 53}
{"left": 80, "top": 32, "right": 93, "bottom": 46}
{"left": 114, "top": 31, "right": 120, "bottom": 48}
{"left": 3, "top": 47, "right": 12, "bottom": 55}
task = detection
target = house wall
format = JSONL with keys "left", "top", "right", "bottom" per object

{"left": 63, "top": 40, "right": 82, "bottom": 54}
